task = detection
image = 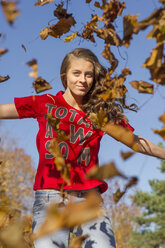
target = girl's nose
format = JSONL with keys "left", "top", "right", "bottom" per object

{"left": 80, "top": 74, "right": 86, "bottom": 82}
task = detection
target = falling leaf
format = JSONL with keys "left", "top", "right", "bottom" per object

{"left": 1, "top": 1, "right": 20, "bottom": 25}
{"left": 26, "top": 59, "right": 38, "bottom": 79}
{"left": 21, "top": 44, "right": 26, "bottom": 52}
{"left": 153, "top": 127, "right": 165, "bottom": 140}
{"left": 130, "top": 80, "right": 154, "bottom": 94}
{"left": 40, "top": 27, "right": 49, "bottom": 40}
{"left": 102, "top": 123, "right": 135, "bottom": 148}
{"left": 113, "top": 188, "right": 125, "bottom": 203}
{"left": 0, "top": 48, "right": 8, "bottom": 56}
{"left": 159, "top": 113, "right": 165, "bottom": 125}
{"left": 33, "top": 191, "right": 104, "bottom": 241}
{"left": 86, "top": 0, "right": 92, "bottom": 3}
{"left": 69, "top": 234, "right": 89, "bottom": 248}
{"left": 48, "top": 138, "right": 71, "bottom": 185}
{"left": 65, "top": 32, "right": 78, "bottom": 42}
{"left": 35, "top": 0, "right": 54, "bottom": 6}
{"left": 33, "top": 77, "right": 52, "bottom": 93}
{"left": 88, "top": 108, "right": 108, "bottom": 129}
{"left": 86, "top": 162, "right": 127, "bottom": 181}
{"left": 113, "top": 177, "right": 138, "bottom": 203}
{"left": 120, "top": 151, "right": 135, "bottom": 160}
{"left": 46, "top": 113, "right": 70, "bottom": 140}
{"left": 122, "top": 14, "right": 139, "bottom": 47}
{"left": 0, "top": 75, "right": 10, "bottom": 83}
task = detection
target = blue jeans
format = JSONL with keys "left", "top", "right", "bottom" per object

{"left": 32, "top": 190, "right": 116, "bottom": 248}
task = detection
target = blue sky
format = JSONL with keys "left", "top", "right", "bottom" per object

{"left": 0, "top": 0, "right": 165, "bottom": 196}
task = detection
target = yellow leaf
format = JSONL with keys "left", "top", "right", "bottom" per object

{"left": 153, "top": 127, "right": 165, "bottom": 140}
{"left": 65, "top": 32, "right": 77, "bottom": 42}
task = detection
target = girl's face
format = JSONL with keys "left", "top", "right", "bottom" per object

{"left": 65, "top": 57, "right": 94, "bottom": 99}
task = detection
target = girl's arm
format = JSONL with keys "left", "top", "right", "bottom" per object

{"left": 132, "top": 134, "right": 165, "bottom": 160}
{"left": 0, "top": 104, "right": 19, "bottom": 119}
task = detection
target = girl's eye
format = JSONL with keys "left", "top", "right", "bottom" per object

{"left": 86, "top": 73, "right": 93, "bottom": 78}
{"left": 73, "top": 72, "right": 80, "bottom": 76}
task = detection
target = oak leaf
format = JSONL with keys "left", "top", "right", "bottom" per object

{"left": 120, "top": 151, "right": 135, "bottom": 160}
{"left": 0, "top": 48, "right": 8, "bottom": 56}
{"left": 33, "top": 77, "right": 52, "bottom": 93}
{"left": 1, "top": 1, "right": 20, "bottom": 25}
{"left": 102, "top": 123, "right": 135, "bottom": 148}
{"left": 26, "top": 59, "right": 38, "bottom": 79}
{"left": 65, "top": 32, "right": 78, "bottom": 42}
{"left": 35, "top": 0, "right": 54, "bottom": 6}
{"left": 0, "top": 75, "right": 10, "bottom": 83}
{"left": 130, "top": 80, "right": 154, "bottom": 94}
{"left": 159, "top": 113, "right": 165, "bottom": 125}
{"left": 153, "top": 127, "right": 165, "bottom": 140}
{"left": 88, "top": 108, "right": 108, "bottom": 128}
{"left": 86, "top": 162, "right": 127, "bottom": 181}
{"left": 69, "top": 234, "right": 89, "bottom": 248}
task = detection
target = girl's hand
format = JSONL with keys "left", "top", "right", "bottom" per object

{"left": 0, "top": 104, "right": 19, "bottom": 119}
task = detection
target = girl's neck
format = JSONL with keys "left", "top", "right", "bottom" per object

{"left": 63, "top": 89, "right": 83, "bottom": 111}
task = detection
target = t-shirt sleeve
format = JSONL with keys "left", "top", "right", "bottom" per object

{"left": 14, "top": 95, "right": 44, "bottom": 119}
{"left": 119, "top": 119, "right": 134, "bottom": 132}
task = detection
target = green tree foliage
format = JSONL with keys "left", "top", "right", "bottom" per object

{"left": 130, "top": 159, "right": 165, "bottom": 248}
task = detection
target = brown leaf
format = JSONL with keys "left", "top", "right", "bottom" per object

{"left": 113, "top": 177, "right": 138, "bottom": 203}
{"left": 0, "top": 48, "right": 8, "bottom": 56}
{"left": 130, "top": 80, "right": 154, "bottom": 94}
{"left": 35, "top": 0, "right": 54, "bottom": 6}
{"left": 33, "top": 77, "right": 52, "bottom": 93}
{"left": 102, "top": 123, "right": 135, "bottom": 148}
{"left": 0, "top": 75, "right": 10, "bottom": 83}
{"left": 48, "top": 16, "right": 76, "bottom": 38}
{"left": 95, "top": 27, "right": 122, "bottom": 46}
{"left": 26, "top": 59, "right": 38, "bottom": 79}
{"left": 122, "top": 14, "right": 139, "bottom": 47}
{"left": 86, "top": 162, "right": 127, "bottom": 181}
{"left": 88, "top": 108, "right": 108, "bottom": 129}
{"left": 69, "top": 234, "right": 89, "bottom": 248}
{"left": 159, "top": 113, "right": 165, "bottom": 125}
{"left": 33, "top": 191, "right": 103, "bottom": 240}
{"left": 86, "top": 0, "right": 92, "bottom": 3}
{"left": 40, "top": 27, "right": 49, "bottom": 40}
{"left": 21, "top": 44, "right": 26, "bottom": 52}
{"left": 120, "top": 151, "right": 135, "bottom": 160}
{"left": 153, "top": 127, "right": 165, "bottom": 140}
{"left": 1, "top": 1, "right": 20, "bottom": 25}
{"left": 65, "top": 32, "right": 78, "bottom": 42}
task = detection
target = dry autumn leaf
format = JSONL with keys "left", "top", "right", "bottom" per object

{"left": 46, "top": 113, "right": 69, "bottom": 140}
{"left": 21, "top": 44, "right": 26, "bottom": 52}
{"left": 0, "top": 48, "right": 8, "bottom": 56}
{"left": 88, "top": 108, "right": 108, "bottom": 129}
{"left": 35, "top": 0, "right": 54, "bottom": 6}
{"left": 0, "top": 75, "right": 10, "bottom": 83}
{"left": 102, "top": 123, "right": 135, "bottom": 148}
{"left": 159, "top": 113, "right": 165, "bottom": 125}
{"left": 153, "top": 127, "right": 165, "bottom": 140}
{"left": 33, "top": 77, "right": 52, "bottom": 93}
{"left": 1, "top": 1, "right": 20, "bottom": 25}
{"left": 120, "top": 151, "right": 135, "bottom": 160}
{"left": 33, "top": 191, "right": 103, "bottom": 241}
{"left": 48, "top": 138, "right": 71, "bottom": 185}
{"left": 86, "top": 162, "right": 128, "bottom": 181}
{"left": 130, "top": 80, "right": 154, "bottom": 94}
{"left": 69, "top": 234, "right": 89, "bottom": 248}
{"left": 26, "top": 59, "right": 38, "bottom": 79}
{"left": 113, "top": 177, "right": 138, "bottom": 203}
{"left": 65, "top": 32, "right": 78, "bottom": 42}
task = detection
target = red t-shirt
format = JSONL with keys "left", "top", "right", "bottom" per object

{"left": 14, "top": 91, "right": 134, "bottom": 194}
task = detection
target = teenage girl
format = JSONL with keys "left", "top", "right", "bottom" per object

{"left": 0, "top": 48, "right": 165, "bottom": 248}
